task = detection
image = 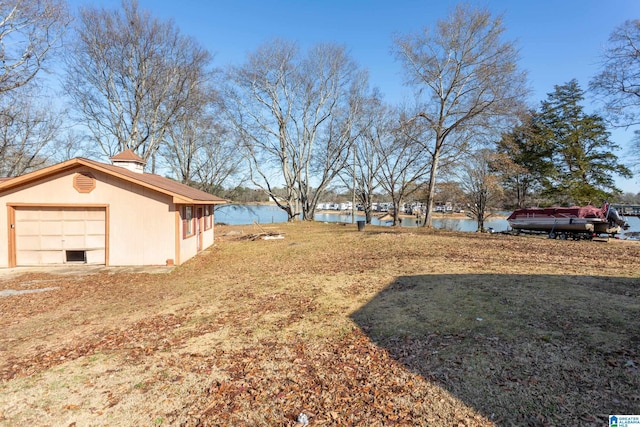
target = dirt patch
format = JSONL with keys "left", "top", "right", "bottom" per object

{"left": 0, "top": 222, "right": 638, "bottom": 426}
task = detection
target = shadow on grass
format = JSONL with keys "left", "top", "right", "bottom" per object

{"left": 350, "top": 274, "right": 640, "bottom": 426}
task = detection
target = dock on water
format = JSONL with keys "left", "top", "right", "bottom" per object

{"left": 611, "top": 204, "right": 640, "bottom": 217}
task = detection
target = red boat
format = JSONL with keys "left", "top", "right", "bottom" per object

{"left": 507, "top": 203, "right": 629, "bottom": 239}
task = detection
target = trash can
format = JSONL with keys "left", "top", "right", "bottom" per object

{"left": 357, "top": 220, "right": 365, "bottom": 231}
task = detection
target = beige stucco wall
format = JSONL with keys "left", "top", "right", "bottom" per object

{"left": 204, "top": 213, "right": 215, "bottom": 249}
{"left": 178, "top": 207, "right": 215, "bottom": 265}
{"left": 0, "top": 166, "right": 187, "bottom": 267}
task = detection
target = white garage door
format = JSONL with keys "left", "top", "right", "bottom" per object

{"left": 15, "top": 207, "right": 106, "bottom": 266}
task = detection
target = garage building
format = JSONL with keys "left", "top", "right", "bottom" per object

{"left": 0, "top": 150, "right": 226, "bottom": 267}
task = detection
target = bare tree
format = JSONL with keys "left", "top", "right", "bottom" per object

{"left": 393, "top": 4, "right": 527, "bottom": 227}
{"left": 193, "top": 128, "right": 240, "bottom": 194}
{"left": 52, "top": 129, "right": 89, "bottom": 163}
{"left": 64, "top": 0, "right": 213, "bottom": 166}
{"left": 161, "top": 106, "right": 239, "bottom": 193}
{"left": 222, "top": 40, "right": 300, "bottom": 220}
{"left": 590, "top": 20, "right": 640, "bottom": 176}
{"left": 458, "top": 148, "right": 503, "bottom": 232}
{"left": 590, "top": 20, "right": 640, "bottom": 127}
{"left": 222, "top": 39, "right": 364, "bottom": 221}
{"left": 377, "top": 110, "right": 432, "bottom": 226}
{"left": 162, "top": 110, "right": 211, "bottom": 184}
{"left": 351, "top": 93, "right": 387, "bottom": 224}
{"left": 157, "top": 76, "right": 238, "bottom": 192}
{"left": 0, "top": 0, "right": 69, "bottom": 94}
{"left": 0, "top": 0, "right": 68, "bottom": 174}
{"left": 301, "top": 62, "right": 370, "bottom": 220}
{"left": 0, "top": 87, "right": 62, "bottom": 176}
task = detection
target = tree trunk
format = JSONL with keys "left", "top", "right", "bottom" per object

{"left": 423, "top": 149, "right": 440, "bottom": 227}
{"left": 392, "top": 200, "right": 401, "bottom": 226}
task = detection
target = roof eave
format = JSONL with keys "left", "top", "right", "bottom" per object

{"left": 0, "top": 158, "right": 82, "bottom": 192}
{"left": 172, "top": 196, "right": 228, "bottom": 205}
{"left": 80, "top": 160, "right": 224, "bottom": 202}
{"left": 0, "top": 158, "right": 228, "bottom": 204}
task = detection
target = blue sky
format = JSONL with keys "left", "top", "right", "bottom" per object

{"left": 66, "top": 0, "right": 639, "bottom": 192}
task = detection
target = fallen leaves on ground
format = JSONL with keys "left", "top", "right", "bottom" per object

{"left": 0, "top": 222, "right": 638, "bottom": 426}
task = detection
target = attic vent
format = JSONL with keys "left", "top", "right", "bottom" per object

{"left": 73, "top": 172, "right": 96, "bottom": 193}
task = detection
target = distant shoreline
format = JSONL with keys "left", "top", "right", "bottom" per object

{"left": 224, "top": 201, "right": 508, "bottom": 219}
{"left": 314, "top": 210, "right": 508, "bottom": 219}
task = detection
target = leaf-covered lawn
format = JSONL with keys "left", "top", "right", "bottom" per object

{"left": 0, "top": 222, "right": 638, "bottom": 426}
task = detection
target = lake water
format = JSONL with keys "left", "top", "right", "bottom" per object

{"left": 215, "top": 204, "right": 640, "bottom": 237}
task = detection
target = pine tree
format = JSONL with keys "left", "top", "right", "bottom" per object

{"left": 495, "top": 110, "right": 555, "bottom": 208}
{"left": 538, "top": 80, "right": 631, "bottom": 205}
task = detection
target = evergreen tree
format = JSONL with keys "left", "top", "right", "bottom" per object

{"left": 495, "top": 111, "right": 555, "bottom": 208}
{"left": 538, "top": 80, "right": 631, "bottom": 205}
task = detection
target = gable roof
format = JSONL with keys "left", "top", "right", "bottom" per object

{"left": 0, "top": 157, "right": 227, "bottom": 205}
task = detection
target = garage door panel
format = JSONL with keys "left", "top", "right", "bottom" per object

{"left": 85, "top": 209, "right": 104, "bottom": 220}
{"left": 62, "top": 220, "right": 86, "bottom": 234}
{"left": 62, "top": 208, "right": 101, "bottom": 218}
{"left": 61, "top": 235, "right": 86, "bottom": 248}
{"left": 85, "top": 221, "right": 105, "bottom": 234}
{"left": 17, "top": 209, "right": 42, "bottom": 220}
{"left": 86, "top": 249, "right": 105, "bottom": 264}
{"left": 16, "top": 235, "right": 42, "bottom": 251}
{"left": 62, "top": 212, "right": 87, "bottom": 224}
{"left": 17, "top": 221, "right": 41, "bottom": 236}
{"left": 46, "top": 222, "right": 64, "bottom": 235}
{"left": 40, "top": 251, "right": 64, "bottom": 264}
{"left": 39, "top": 236, "right": 65, "bottom": 250}
{"left": 62, "top": 208, "right": 84, "bottom": 218}
{"left": 85, "top": 235, "right": 104, "bottom": 248}
{"left": 17, "top": 251, "right": 40, "bottom": 265}
{"left": 15, "top": 207, "right": 106, "bottom": 266}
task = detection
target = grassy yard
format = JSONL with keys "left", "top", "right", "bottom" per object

{"left": 0, "top": 221, "right": 638, "bottom": 426}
